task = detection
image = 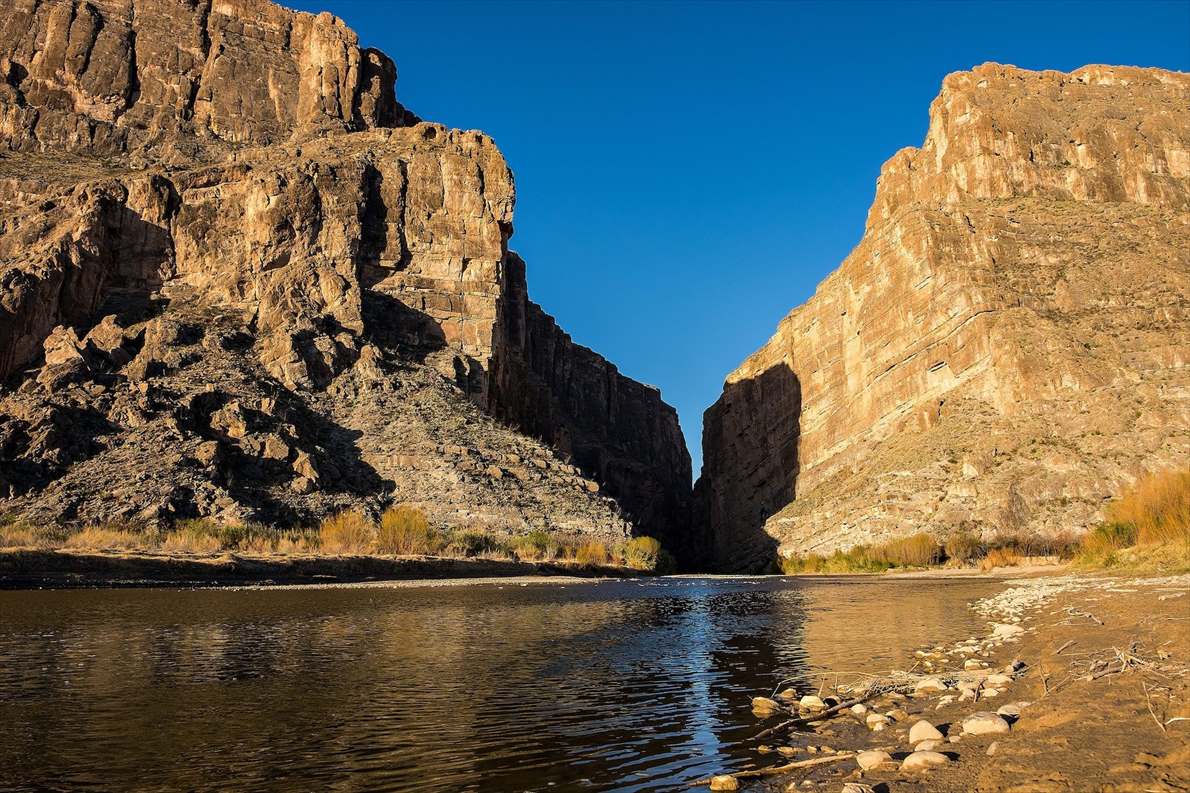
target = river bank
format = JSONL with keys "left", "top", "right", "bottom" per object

{"left": 0, "top": 547, "right": 646, "bottom": 589}
{"left": 700, "top": 571, "right": 1190, "bottom": 792}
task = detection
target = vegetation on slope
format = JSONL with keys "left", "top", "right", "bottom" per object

{"left": 0, "top": 507, "right": 676, "bottom": 573}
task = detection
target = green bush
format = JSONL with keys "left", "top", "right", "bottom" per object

{"left": 511, "top": 529, "right": 558, "bottom": 561}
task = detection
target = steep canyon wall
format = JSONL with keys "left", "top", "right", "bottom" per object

{"left": 696, "top": 64, "right": 1190, "bottom": 571}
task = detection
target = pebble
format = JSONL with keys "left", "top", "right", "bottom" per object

{"left": 962, "top": 711, "right": 1012, "bottom": 736}
{"left": 914, "top": 677, "right": 948, "bottom": 693}
{"left": 709, "top": 775, "right": 739, "bottom": 791}
{"left": 909, "top": 720, "right": 944, "bottom": 743}
{"left": 992, "top": 623, "right": 1025, "bottom": 638}
{"left": 986, "top": 740, "right": 1000, "bottom": 756}
{"left": 982, "top": 688, "right": 1001, "bottom": 697}
{"left": 855, "top": 750, "right": 892, "bottom": 771}
{"left": 936, "top": 695, "right": 956, "bottom": 707}
{"left": 886, "top": 708, "right": 910, "bottom": 722}
{"left": 850, "top": 703, "right": 868, "bottom": 716}
{"left": 752, "top": 696, "right": 782, "bottom": 715}
{"left": 986, "top": 673, "right": 1014, "bottom": 687}
{"left": 800, "top": 695, "right": 827, "bottom": 710}
{"left": 964, "top": 659, "right": 986, "bottom": 670}
{"left": 948, "top": 734, "right": 962, "bottom": 743}
{"left": 914, "top": 739, "right": 945, "bottom": 751}
{"left": 901, "top": 750, "right": 950, "bottom": 771}
{"left": 779, "top": 688, "right": 799, "bottom": 700}
{"left": 778, "top": 746, "right": 798, "bottom": 758}
{"left": 997, "top": 702, "right": 1029, "bottom": 719}
{"left": 865, "top": 713, "right": 890, "bottom": 727}
{"left": 841, "top": 784, "right": 877, "bottom": 793}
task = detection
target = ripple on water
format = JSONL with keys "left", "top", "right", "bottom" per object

{"left": 0, "top": 576, "right": 999, "bottom": 791}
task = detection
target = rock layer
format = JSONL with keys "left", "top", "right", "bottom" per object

{"left": 0, "top": 0, "right": 691, "bottom": 551}
{"left": 696, "top": 64, "right": 1190, "bottom": 571}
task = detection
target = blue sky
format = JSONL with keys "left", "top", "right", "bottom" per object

{"left": 292, "top": 0, "right": 1190, "bottom": 475}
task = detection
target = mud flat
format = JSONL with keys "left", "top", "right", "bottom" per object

{"left": 0, "top": 548, "right": 644, "bottom": 589}
{"left": 698, "top": 571, "right": 1190, "bottom": 792}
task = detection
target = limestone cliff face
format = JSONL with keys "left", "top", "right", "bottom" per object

{"left": 696, "top": 64, "right": 1190, "bottom": 572}
{"left": 0, "top": 0, "right": 690, "bottom": 546}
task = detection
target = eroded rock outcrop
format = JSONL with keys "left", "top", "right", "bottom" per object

{"left": 0, "top": 0, "right": 691, "bottom": 551}
{"left": 696, "top": 64, "right": 1190, "bottom": 571}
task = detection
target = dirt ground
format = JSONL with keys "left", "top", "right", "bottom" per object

{"left": 738, "top": 571, "right": 1190, "bottom": 793}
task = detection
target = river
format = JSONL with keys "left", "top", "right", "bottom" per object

{"left": 0, "top": 575, "right": 1000, "bottom": 791}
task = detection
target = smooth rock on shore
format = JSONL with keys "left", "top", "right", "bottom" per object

{"left": 901, "top": 750, "right": 950, "bottom": 771}
{"left": 908, "top": 719, "right": 944, "bottom": 743}
{"left": 962, "top": 711, "right": 1012, "bottom": 736}
{"left": 709, "top": 774, "right": 739, "bottom": 791}
{"left": 855, "top": 749, "right": 892, "bottom": 771}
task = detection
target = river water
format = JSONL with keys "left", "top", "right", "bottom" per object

{"left": 0, "top": 576, "right": 999, "bottom": 792}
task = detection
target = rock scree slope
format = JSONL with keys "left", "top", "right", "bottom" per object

{"left": 695, "top": 63, "right": 1190, "bottom": 572}
{"left": 0, "top": 0, "right": 692, "bottom": 556}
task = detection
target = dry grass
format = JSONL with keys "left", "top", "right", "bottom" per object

{"left": 944, "top": 531, "right": 982, "bottom": 563}
{"left": 575, "top": 541, "right": 611, "bottom": 566}
{"left": 877, "top": 532, "right": 942, "bottom": 566}
{"left": 318, "top": 510, "right": 373, "bottom": 555}
{"left": 0, "top": 522, "right": 40, "bottom": 548}
{"left": 160, "top": 528, "right": 222, "bottom": 554}
{"left": 62, "top": 526, "right": 147, "bottom": 552}
{"left": 375, "top": 505, "right": 438, "bottom": 555}
{"left": 980, "top": 546, "right": 1022, "bottom": 571}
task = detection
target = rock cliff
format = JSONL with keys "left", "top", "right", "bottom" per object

{"left": 0, "top": 0, "right": 691, "bottom": 552}
{"left": 696, "top": 64, "right": 1190, "bottom": 572}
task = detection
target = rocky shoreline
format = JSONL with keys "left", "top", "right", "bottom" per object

{"left": 697, "top": 571, "right": 1190, "bottom": 791}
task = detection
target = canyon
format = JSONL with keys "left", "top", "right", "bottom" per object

{"left": 0, "top": 0, "right": 691, "bottom": 557}
{"left": 696, "top": 63, "right": 1190, "bottom": 571}
{"left": 1, "top": 0, "right": 1186, "bottom": 576}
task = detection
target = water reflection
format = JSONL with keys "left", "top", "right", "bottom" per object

{"left": 0, "top": 577, "right": 997, "bottom": 792}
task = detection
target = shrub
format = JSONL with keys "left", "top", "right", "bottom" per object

{"left": 376, "top": 505, "right": 438, "bottom": 555}
{"left": 944, "top": 531, "right": 982, "bottom": 564}
{"left": 875, "top": 532, "right": 942, "bottom": 567}
{"left": 443, "top": 530, "right": 502, "bottom": 558}
{"left": 1106, "top": 467, "right": 1190, "bottom": 546}
{"left": 511, "top": 529, "right": 558, "bottom": 561}
{"left": 318, "top": 510, "right": 373, "bottom": 554}
{"left": 575, "top": 541, "right": 610, "bottom": 566}
{"left": 621, "top": 536, "right": 665, "bottom": 570}
{"left": 1077, "top": 521, "right": 1137, "bottom": 566}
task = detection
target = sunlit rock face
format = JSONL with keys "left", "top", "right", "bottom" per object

{"left": 696, "top": 63, "right": 1190, "bottom": 572}
{"left": 0, "top": 0, "right": 691, "bottom": 553}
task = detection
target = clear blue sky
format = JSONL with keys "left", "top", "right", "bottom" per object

{"left": 292, "top": 0, "right": 1190, "bottom": 476}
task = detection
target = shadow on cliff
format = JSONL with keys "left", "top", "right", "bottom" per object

{"left": 693, "top": 362, "right": 800, "bottom": 573}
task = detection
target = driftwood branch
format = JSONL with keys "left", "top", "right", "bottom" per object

{"left": 686, "top": 753, "right": 855, "bottom": 786}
